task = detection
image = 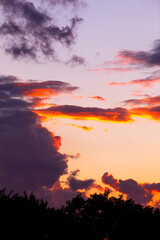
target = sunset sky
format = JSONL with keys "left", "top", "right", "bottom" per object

{"left": 0, "top": 0, "right": 160, "bottom": 207}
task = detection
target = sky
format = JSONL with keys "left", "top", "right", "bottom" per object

{"left": 0, "top": 0, "right": 160, "bottom": 207}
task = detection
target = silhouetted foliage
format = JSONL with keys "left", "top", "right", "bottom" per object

{"left": 0, "top": 189, "right": 160, "bottom": 240}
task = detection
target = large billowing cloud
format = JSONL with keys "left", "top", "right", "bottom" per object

{"left": 101, "top": 172, "right": 160, "bottom": 206}
{"left": 0, "top": 75, "right": 80, "bottom": 194}
{"left": 0, "top": 0, "right": 83, "bottom": 59}
{"left": 0, "top": 110, "right": 68, "bottom": 193}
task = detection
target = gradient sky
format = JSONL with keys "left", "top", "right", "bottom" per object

{"left": 0, "top": 0, "right": 160, "bottom": 207}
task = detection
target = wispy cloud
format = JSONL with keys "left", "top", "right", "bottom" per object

{"left": 117, "top": 39, "right": 160, "bottom": 68}
{"left": 109, "top": 76, "right": 160, "bottom": 88}
{"left": 66, "top": 123, "right": 93, "bottom": 131}
{"left": 0, "top": 0, "right": 83, "bottom": 60}
{"left": 71, "top": 95, "right": 106, "bottom": 101}
{"left": 123, "top": 95, "right": 160, "bottom": 107}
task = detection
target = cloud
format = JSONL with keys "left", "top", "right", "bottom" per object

{"left": 66, "top": 55, "right": 86, "bottom": 66}
{"left": 71, "top": 95, "right": 106, "bottom": 101}
{"left": 88, "top": 67, "right": 135, "bottom": 74}
{"left": 88, "top": 96, "right": 106, "bottom": 101}
{"left": 37, "top": 179, "right": 87, "bottom": 208}
{"left": 0, "top": 75, "right": 80, "bottom": 194}
{"left": 0, "top": 110, "right": 68, "bottom": 193}
{"left": 123, "top": 95, "right": 160, "bottom": 107}
{"left": 36, "top": 104, "right": 133, "bottom": 123}
{"left": 104, "top": 129, "right": 108, "bottom": 133}
{"left": 117, "top": 39, "right": 160, "bottom": 67}
{"left": 66, "top": 123, "right": 93, "bottom": 131}
{"left": 0, "top": 0, "right": 83, "bottom": 60}
{"left": 67, "top": 170, "right": 95, "bottom": 191}
{"left": 109, "top": 76, "right": 160, "bottom": 88}
{"left": 102, "top": 172, "right": 119, "bottom": 189}
{"left": 122, "top": 95, "right": 160, "bottom": 121}
{"left": 0, "top": 75, "right": 78, "bottom": 110}
{"left": 14, "top": 80, "right": 78, "bottom": 98}
{"left": 47, "top": 0, "right": 85, "bottom": 7}
{"left": 92, "top": 183, "right": 104, "bottom": 192}
{"left": 130, "top": 106, "right": 160, "bottom": 121}
{"left": 65, "top": 152, "right": 81, "bottom": 160}
{"left": 102, "top": 172, "right": 155, "bottom": 205}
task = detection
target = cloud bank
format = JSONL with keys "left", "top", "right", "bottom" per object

{"left": 102, "top": 172, "right": 160, "bottom": 206}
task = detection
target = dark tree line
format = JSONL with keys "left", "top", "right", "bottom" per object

{"left": 0, "top": 188, "right": 160, "bottom": 240}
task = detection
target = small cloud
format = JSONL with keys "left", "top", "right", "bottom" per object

{"left": 88, "top": 96, "right": 106, "bottom": 101}
{"left": 67, "top": 170, "right": 95, "bottom": 191}
{"left": 66, "top": 55, "right": 86, "bottom": 67}
{"left": 66, "top": 123, "right": 93, "bottom": 131}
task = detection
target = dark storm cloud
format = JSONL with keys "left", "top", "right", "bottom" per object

{"left": 118, "top": 39, "right": 160, "bottom": 67}
{"left": 0, "top": 0, "right": 83, "bottom": 59}
{"left": 67, "top": 170, "right": 95, "bottom": 191}
{"left": 0, "top": 111, "right": 68, "bottom": 193}
{"left": 0, "top": 75, "right": 81, "bottom": 194}
{"left": 102, "top": 172, "right": 154, "bottom": 205}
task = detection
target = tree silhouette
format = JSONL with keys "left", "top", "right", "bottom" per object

{"left": 0, "top": 189, "right": 160, "bottom": 240}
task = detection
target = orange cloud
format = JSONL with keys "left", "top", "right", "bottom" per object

{"left": 66, "top": 123, "right": 93, "bottom": 131}
{"left": 109, "top": 77, "right": 160, "bottom": 88}
{"left": 35, "top": 105, "right": 133, "bottom": 123}
{"left": 88, "top": 67, "right": 134, "bottom": 74}
{"left": 88, "top": 96, "right": 105, "bottom": 101}
{"left": 130, "top": 106, "right": 160, "bottom": 121}
{"left": 50, "top": 132, "right": 62, "bottom": 151}
{"left": 15, "top": 80, "right": 78, "bottom": 98}
{"left": 124, "top": 95, "right": 160, "bottom": 107}
{"left": 71, "top": 95, "right": 106, "bottom": 101}
{"left": 92, "top": 183, "right": 104, "bottom": 192}
{"left": 24, "top": 88, "right": 58, "bottom": 97}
